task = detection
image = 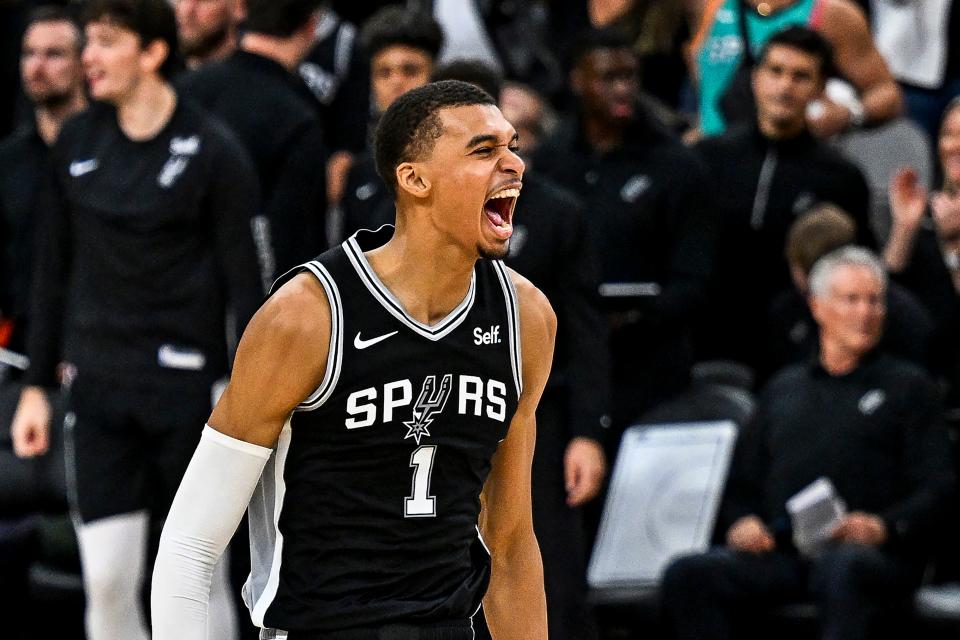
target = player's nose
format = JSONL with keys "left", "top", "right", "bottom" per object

{"left": 500, "top": 147, "right": 524, "bottom": 178}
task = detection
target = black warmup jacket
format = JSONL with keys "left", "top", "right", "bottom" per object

{"left": 721, "top": 352, "right": 955, "bottom": 557}
{"left": 24, "top": 99, "right": 263, "bottom": 389}
{"left": 0, "top": 121, "right": 47, "bottom": 361}
{"left": 695, "top": 122, "right": 873, "bottom": 367}
{"left": 178, "top": 50, "right": 328, "bottom": 277}
{"left": 533, "top": 108, "right": 716, "bottom": 422}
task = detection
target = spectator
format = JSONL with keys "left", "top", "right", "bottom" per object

{"left": 765, "top": 204, "right": 934, "bottom": 378}
{"left": 0, "top": 5, "right": 85, "bottom": 625}
{"left": 870, "top": 0, "right": 960, "bottom": 141}
{"left": 9, "top": 1, "right": 263, "bottom": 638}
{"left": 690, "top": 0, "right": 903, "bottom": 138}
{"left": 174, "top": 0, "right": 244, "bottom": 69}
{"left": 337, "top": 4, "right": 443, "bottom": 240}
{"left": 588, "top": 0, "right": 692, "bottom": 110}
{"left": 663, "top": 246, "right": 955, "bottom": 640}
{"left": 298, "top": 7, "right": 370, "bottom": 214}
{"left": 434, "top": 58, "right": 611, "bottom": 640}
{"left": 880, "top": 99, "right": 960, "bottom": 408}
{"left": 534, "top": 27, "right": 716, "bottom": 433}
{"left": 696, "top": 26, "right": 873, "bottom": 372}
{"left": 178, "top": 0, "right": 328, "bottom": 281}
{"left": 1, "top": 4, "right": 86, "bottom": 366}
{"left": 498, "top": 81, "right": 557, "bottom": 160}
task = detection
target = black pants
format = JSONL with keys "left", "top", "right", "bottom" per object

{"left": 661, "top": 545, "right": 923, "bottom": 640}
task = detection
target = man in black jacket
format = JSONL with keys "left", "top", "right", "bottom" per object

{"left": 1, "top": 6, "right": 86, "bottom": 373}
{"left": 0, "top": 7, "right": 86, "bottom": 626}
{"left": 662, "top": 247, "right": 955, "bottom": 640}
{"left": 695, "top": 26, "right": 873, "bottom": 372}
{"left": 533, "top": 28, "right": 716, "bottom": 434}
{"left": 177, "top": 0, "right": 328, "bottom": 281}
{"left": 763, "top": 204, "right": 934, "bottom": 381}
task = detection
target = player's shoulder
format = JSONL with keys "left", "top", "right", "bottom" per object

{"left": 251, "top": 272, "right": 332, "bottom": 346}
{"left": 504, "top": 265, "right": 556, "bottom": 339}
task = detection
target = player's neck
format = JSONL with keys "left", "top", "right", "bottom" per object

{"left": 116, "top": 77, "right": 177, "bottom": 142}
{"left": 366, "top": 229, "right": 476, "bottom": 327}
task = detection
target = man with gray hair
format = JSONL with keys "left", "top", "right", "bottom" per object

{"left": 661, "top": 246, "right": 954, "bottom": 640}
{"left": 764, "top": 216, "right": 935, "bottom": 381}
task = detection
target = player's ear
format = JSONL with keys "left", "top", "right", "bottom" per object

{"left": 396, "top": 162, "right": 431, "bottom": 199}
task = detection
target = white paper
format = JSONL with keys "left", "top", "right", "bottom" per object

{"left": 786, "top": 477, "right": 847, "bottom": 558}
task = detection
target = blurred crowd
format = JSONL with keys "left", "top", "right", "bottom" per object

{"left": 1, "top": 0, "right": 959, "bottom": 639}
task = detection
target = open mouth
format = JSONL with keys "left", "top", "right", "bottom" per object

{"left": 483, "top": 187, "right": 519, "bottom": 240}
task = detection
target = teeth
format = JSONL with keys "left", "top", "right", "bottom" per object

{"left": 488, "top": 188, "right": 520, "bottom": 199}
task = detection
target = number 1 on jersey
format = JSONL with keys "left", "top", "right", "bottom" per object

{"left": 405, "top": 445, "right": 437, "bottom": 517}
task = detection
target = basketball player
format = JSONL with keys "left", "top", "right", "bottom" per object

{"left": 152, "top": 80, "right": 552, "bottom": 639}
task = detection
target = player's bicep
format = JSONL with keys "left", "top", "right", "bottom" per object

{"left": 208, "top": 273, "right": 330, "bottom": 447}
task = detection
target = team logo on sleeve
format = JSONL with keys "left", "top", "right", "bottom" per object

{"left": 403, "top": 374, "right": 452, "bottom": 444}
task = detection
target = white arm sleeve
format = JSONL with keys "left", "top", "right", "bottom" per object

{"left": 151, "top": 425, "right": 272, "bottom": 640}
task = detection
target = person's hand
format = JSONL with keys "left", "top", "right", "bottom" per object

{"left": 564, "top": 437, "right": 606, "bottom": 507}
{"left": 807, "top": 99, "right": 852, "bottom": 138}
{"left": 931, "top": 191, "right": 960, "bottom": 246}
{"left": 830, "top": 512, "right": 888, "bottom": 546}
{"left": 11, "top": 386, "right": 52, "bottom": 458}
{"left": 889, "top": 167, "right": 928, "bottom": 232}
{"left": 726, "top": 515, "right": 775, "bottom": 554}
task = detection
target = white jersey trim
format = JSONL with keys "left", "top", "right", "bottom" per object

{"left": 248, "top": 418, "right": 293, "bottom": 628}
{"left": 344, "top": 234, "right": 476, "bottom": 341}
{"left": 295, "top": 261, "right": 344, "bottom": 412}
{"left": 491, "top": 261, "right": 522, "bottom": 399}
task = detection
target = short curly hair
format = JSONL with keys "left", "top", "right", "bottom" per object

{"left": 374, "top": 80, "right": 496, "bottom": 199}
{"left": 361, "top": 4, "right": 444, "bottom": 61}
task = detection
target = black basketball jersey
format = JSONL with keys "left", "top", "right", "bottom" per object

{"left": 243, "top": 226, "right": 523, "bottom": 634}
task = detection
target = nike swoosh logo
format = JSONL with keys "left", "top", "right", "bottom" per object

{"left": 69, "top": 159, "right": 98, "bottom": 177}
{"left": 354, "top": 330, "right": 398, "bottom": 350}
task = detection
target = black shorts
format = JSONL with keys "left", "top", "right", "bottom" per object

{"left": 267, "top": 620, "right": 475, "bottom": 640}
{"left": 64, "top": 375, "right": 213, "bottom": 524}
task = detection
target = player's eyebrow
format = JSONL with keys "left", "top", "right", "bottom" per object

{"left": 464, "top": 132, "right": 519, "bottom": 149}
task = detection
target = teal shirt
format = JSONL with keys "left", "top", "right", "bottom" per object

{"left": 696, "top": 0, "right": 819, "bottom": 136}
